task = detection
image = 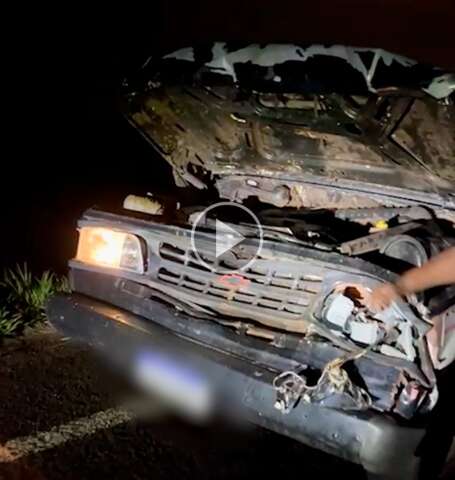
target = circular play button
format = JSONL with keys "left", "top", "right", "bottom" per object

{"left": 191, "top": 202, "right": 263, "bottom": 274}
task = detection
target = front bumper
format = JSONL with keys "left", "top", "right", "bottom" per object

{"left": 48, "top": 292, "right": 426, "bottom": 479}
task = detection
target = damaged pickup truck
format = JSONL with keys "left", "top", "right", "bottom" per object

{"left": 47, "top": 44, "right": 455, "bottom": 479}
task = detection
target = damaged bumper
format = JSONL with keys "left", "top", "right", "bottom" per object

{"left": 48, "top": 292, "right": 426, "bottom": 479}
{"left": 65, "top": 209, "right": 438, "bottom": 420}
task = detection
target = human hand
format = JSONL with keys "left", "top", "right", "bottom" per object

{"left": 369, "top": 282, "right": 401, "bottom": 312}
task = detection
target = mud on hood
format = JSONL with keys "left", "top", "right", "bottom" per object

{"left": 123, "top": 43, "right": 455, "bottom": 209}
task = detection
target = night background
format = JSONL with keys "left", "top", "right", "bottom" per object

{"left": 0, "top": 2, "right": 454, "bottom": 479}
{"left": 3, "top": 0, "right": 453, "bottom": 274}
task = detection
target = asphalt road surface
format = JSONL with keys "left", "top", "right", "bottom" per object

{"left": 0, "top": 328, "right": 453, "bottom": 480}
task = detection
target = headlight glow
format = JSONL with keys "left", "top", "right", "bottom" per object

{"left": 76, "top": 227, "right": 144, "bottom": 273}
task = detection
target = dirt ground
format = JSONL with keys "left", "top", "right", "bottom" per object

{"left": 0, "top": 329, "right": 453, "bottom": 480}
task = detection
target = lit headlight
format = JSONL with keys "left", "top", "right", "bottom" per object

{"left": 76, "top": 227, "right": 144, "bottom": 273}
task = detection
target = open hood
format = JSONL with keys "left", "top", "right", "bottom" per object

{"left": 123, "top": 43, "right": 455, "bottom": 214}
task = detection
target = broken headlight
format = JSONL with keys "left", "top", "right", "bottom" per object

{"left": 321, "top": 286, "right": 417, "bottom": 361}
{"left": 76, "top": 227, "right": 144, "bottom": 273}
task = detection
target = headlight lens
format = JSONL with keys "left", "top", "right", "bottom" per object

{"left": 76, "top": 227, "right": 144, "bottom": 273}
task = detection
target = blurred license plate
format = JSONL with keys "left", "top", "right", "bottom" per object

{"left": 134, "top": 351, "right": 213, "bottom": 419}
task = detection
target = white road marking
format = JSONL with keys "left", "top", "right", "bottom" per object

{"left": 0, "top": 401, "right": 164, "bottom": 463}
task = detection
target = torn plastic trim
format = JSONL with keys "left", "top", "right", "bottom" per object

{"left": 312, "top": 272, "right": 436, "bottom": 388}
{"left": 322, "top": 287, "right": 417, "bottom": 361}
{"left": 315, "top": 272, "right": 431, "bottom": 338}
{"left": 273, "top": 349, "right": 372, "bottom": 414}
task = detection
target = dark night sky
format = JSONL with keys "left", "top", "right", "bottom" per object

{"left": 2, "top": 1, "right": 454, "bottom": 272}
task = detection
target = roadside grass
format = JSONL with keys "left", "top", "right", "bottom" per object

{"left": 0, "top": 264, "right": 69, "bottom": 338}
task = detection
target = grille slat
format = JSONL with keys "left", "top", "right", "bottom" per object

{"left": 157, "top": 242, "right": 323, "bottom": 322}
{"left": 160, "top": 261, "right": 319, "bottom": 300}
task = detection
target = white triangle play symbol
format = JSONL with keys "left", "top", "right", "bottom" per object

{"left": 215, "top": 219, "right": 245, "bottom": 258}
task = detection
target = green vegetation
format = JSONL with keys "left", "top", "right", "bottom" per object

{"left": 0, "top": 306, "right": 21, "bottom": 336}
{"left": 0, "top": 264, "right": 69, "bottom": 338}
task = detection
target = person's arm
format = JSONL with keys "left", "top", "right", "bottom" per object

{"left": 370, "top": 247, "right": 455, "bottom": 311}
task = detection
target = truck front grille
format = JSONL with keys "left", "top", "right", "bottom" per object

{"left": 156, "top": 242, "right": 324, "bottom": 323}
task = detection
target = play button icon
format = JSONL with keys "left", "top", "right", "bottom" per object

{"left": 215, "top": 219, "right": 245, "bottom": 258}
{"left": 191, "top": 202, "right": 263, "bottom": 274}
